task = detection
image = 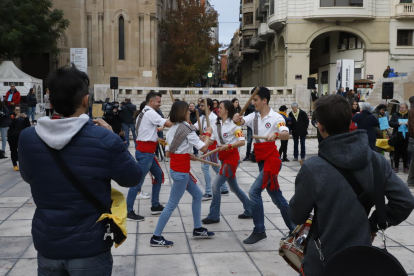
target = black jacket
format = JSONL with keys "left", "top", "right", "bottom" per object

{"left": 119, "top": 103, "right": 136, "bottom": 124}
{"left": 390, "top": 112, "right": 409, "bottom": 140}
{"left": 26, "top": 93, "right": 38, "bottom": 107}
{"left": 289, "top": 109, "right": 309, "bottom": 136}
{"left": 352, "top": 110, "right": 379, "bottom": 150}
{"left": 8, "top": 113, "right": 31, "bottom": 137}
{"left": 0, "top": 104, "right": 11, "bottom": 128}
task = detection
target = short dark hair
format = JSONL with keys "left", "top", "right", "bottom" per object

{"left": 46, "top": 65, "right": 90, "bottom": 117}
{"left": 146, "top": 91, "right": 162, "bottom": 102}
{"left": 251, "top": 87, "right": 270, "bottom": 104}
{"left": 315, "top": 94, "right": 352, "bottom": 136}
{"left": 206, "top": 98, "right": 214, "bottom": 111}
{"left": 170, "top": 101, "right": 189, "bottom": 123}
{"left": 29, "top": 88, "right": 34, "bottom": 93}
{"left": 409, "top": 96, "right": 414, "bottom": 105}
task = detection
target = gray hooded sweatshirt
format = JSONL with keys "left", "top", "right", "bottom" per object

{"left": 290, "top": 130, "right": 414, "bottom": 275}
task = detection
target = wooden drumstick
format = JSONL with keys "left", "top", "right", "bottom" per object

{"left": 195, "top": 158, "right": 220, "bottom": 168}
{"left": 195, "top": 109, "right": 201, "bottom": 132}
{"left": 198, "top": 147, "right": 220, "bottom": 159}
{"left": 204, "top": 98, "right": 210, "bottom": 127}
{"left": 168, "top": 90, "right": 175, "bottom": 103}
{"left": 239, "top": 87, "right": 260, "bottom": 116}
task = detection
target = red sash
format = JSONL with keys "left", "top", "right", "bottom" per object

{"left": 170, "top": 153, "right": 197, "bottom": 184}
{"left": 218, "top": 148, "right": 239, "bottom": 179}
{"left": 136, "top": 141, "right": 164, "bottom": 185}
{"left": 208, "top": 140, "right": 218, "bottom": 151}
{"left": 254, "top": 142, "right": 281, "bottom": 191}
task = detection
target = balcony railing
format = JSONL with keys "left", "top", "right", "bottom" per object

{"left": 258, "top": 23, "right": 275, "bottom": 38}
{"left": 396, "top": 3, "right": 414, "bottom": 19}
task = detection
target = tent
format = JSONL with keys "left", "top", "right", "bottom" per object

{"left": 0, "top": 61, "right": 43, "bottom": 104}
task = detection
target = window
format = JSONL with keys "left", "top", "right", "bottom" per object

{"left": 400, "top": 0, "right": 412, "bottom": 3}
{"left": 339, "top": 32, "right": 364, "bottom": 50}
{"left": 243, "top": 35, "right": 252, "bottom": 48}
{"left": 270, "top": 0, "right": 275, "bottom": 15}
{"left": 323, "top": 37, "right": 330, "bottom": 54}
{"left": 119, "top": 16, "right": 125, "bottom": 60}
{"left": 243, "top": 12, "right": 253, "bottom": 25}
{"left": 354, "top": 68, "right": 362, "bottom": 80}
{"left": 320, "top": 0, "right": 363, "bottom": 7}
{"left": 397, "top": 30, "right": 413, "bottom": 46}
{"left": 244, "top": 0, "right": 253, "bottom": 3}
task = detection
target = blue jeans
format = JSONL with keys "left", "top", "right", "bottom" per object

{"left": 201, "top": 162, "right": 228, "bottom": 195}
{"left": 127, "top": 150, "right": 162, "bottom": 212}
{"left": 207, "top": 163, "right": 252, "bottom": 221}
{"left": 246, "top": 127, "right": 253, "bottom": 158}
{"left": 28, "top": 106, "right": 36, "bottom": 122}
{"left": 249, "top": 161, "right": 296, "bottom": 233}
{"left": 122, "top": 123, "right": 137, "bottom": 148}
{"left": 154, "top": 169, "right": 202, "bottom": 236}
{"left": 37, "top": 251, "right": 113, "bottom": 276}
{"left": 0, "top": 127, "right": 8, "bottom": 151}
{"left": 292, "top": 134, "right": 306, "bottom": 159}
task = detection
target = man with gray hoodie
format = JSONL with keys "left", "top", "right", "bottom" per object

{"left": 18, "top": 66, "right": 142, "bottom": 275}
{"left": 290, "top": 94, "right": 414, "bottom": 275}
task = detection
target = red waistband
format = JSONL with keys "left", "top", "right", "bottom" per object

{"left": 170, "top": 153, "right": 191, "bottom": 173}
{"left": 253, "top": 142, "right": 281, "bottom": 191}
{"left": 136, "top": 141, "right": 157, "bottom": 153}
{"left": 218, "top": 148, "right": 239, "bottom": 179}
{"left": 208, "top": 140, "right": 218, "bottom": 151}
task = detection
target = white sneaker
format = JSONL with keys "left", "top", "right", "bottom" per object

{"left": 138, "top": 192, "right": 150, "bottom": 200}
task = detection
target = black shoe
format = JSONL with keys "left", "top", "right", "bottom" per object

{"left": 193, "top": 227, "right": 215, "bottom": 238}
{"left": 150, "top": 235, "right": 174, "bottom": 247}
{"left": 242, "top": 156, "right": 249, "bottom": 161}
{"left": 202, "top": 217, "right": 220, "bottom": 224}
{"left": 221, "top": 191, "right": 229, "bottom": 196}
{"left": 151, "top": 204, "right": 164, "bottom": 215}
{"left": 238, "top": 214, "right": 253, "bottom": 219}
{"left": 127, "top": 211, "right": 145, "bottom": 221}
{"left": 243, "top": 232, "right": 267, "bottom": 244}
{"left": 202, "top": 194, "right": 213, "bottom": 201}
{"left": 282, "top": 158, "right": 290, "bottom": 162}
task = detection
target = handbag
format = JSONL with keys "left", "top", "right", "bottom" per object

{"left": 313, "top": 154, "right": 408, "bottom": 276}
{"left": 408, "top": 137, "right": 414, "bottom": 153}
{"left": 45, "top": 144, "right": 128, "bottom": 248}
{"left": 388, "top": 133, "right": 398, "bottom": 147}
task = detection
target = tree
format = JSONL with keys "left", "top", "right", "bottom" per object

{"left": 158, "top": 0, "right": 220, "bottom": 87}
{"left": 0, "top": 0, "right": 70, "bottom": 59}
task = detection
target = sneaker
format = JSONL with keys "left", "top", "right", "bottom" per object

{"left": 301, "top": 158, "right": 306, "bottom": 161}
{"left": 150, "top": 236, "right": 174, "bottom": 247}
{"left": 403, "top": 168, "right": 409, "bottom": 174}
{"left": 221, "top": 191, "right": 229, "bottom": 196}
{"left": 13, "top": 166, "right": 19, "bottom": 171}
{"left": 243, "top": 156, "right": 249, "bottom": 161}
{"left": 138, "top": 192, "right": 150, "bottom": 200}
{"left": 238, "top": 214, "right": 253, "bottom": 219}
{"left": 293, "top": 158, "right": 298, "bottom": 161}
{"left": 243, "top": 232, "right": 267, "bottom": 244}
{"left": 394, "top": 168, "right": 399, "bottom": 173}
{"left": 127, "top": 211, "right": 145, "bottom": 221}
{"left": 202, "top": 217, "right": 220, "bottom": 224}
{"left": 193, "top": 227, "right": 215, "bottom": 238}
{"left": 151, "top": 205, "right": 164, "bottom": 215}
{"left": 202, "top": 194, "right": 212, "bottom": 201}
{"left": 282, "top": 158, "right": 290, "bottom": 162}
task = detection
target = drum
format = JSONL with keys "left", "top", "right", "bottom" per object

{"left": 279, "top": 215, "right": 313, "bottom": 272}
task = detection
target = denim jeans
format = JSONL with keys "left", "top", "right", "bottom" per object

{"left": 154, "top": 169, "right": 202, "bottom": 236}
{"left": 37, "top": 251, "right": 113, "bottom": 276}
{"left": 201, "top": 162, "right": 227, "bottom": 195}
{"left": 246, "top": 127, "right": 253, "bottom": 158}
{"left": 127, "top": 150, "right": 162, "bottom": 212}
{"left": 292, "top": 134, "right": 306, "bottom": 159}
{"left": 0, "top": 127, "right": 8, "bottom": 151}
{"left": 122, "top": 123, "right": 137, "bottom": 148}
{"left": 249, "top": 161, "right": 296, "bottom": 233}
{"left": 28, "top": 106, "right": 36, "bottom": 122}
{"left": 207, "top": 163, "right": 252, "bottom": 221}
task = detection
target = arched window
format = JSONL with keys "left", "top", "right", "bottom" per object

{"left": 119, "top": 16, "right": 125, "bottom": 60}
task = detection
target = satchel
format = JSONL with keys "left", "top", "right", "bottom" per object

{"left": 408, "top": 137, "right": 414, "bottom": 153}
{"left": 45, "top": 144, "right": 128, "bottom": 248}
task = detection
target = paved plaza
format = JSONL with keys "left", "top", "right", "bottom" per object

{"left": 0, "top": 139, "right": 413, "bottom": 276}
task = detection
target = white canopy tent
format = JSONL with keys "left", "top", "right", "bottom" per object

{"left": 0, "top": 61, "right": 43, "bottom": 105}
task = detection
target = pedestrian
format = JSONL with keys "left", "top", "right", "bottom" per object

{"left": 347, "top": 89, "right": 358, "bottom": 104}
{"left": 352, "top": 103, "right": 379, "bottom": 151}
{"left": 349, "top": 100, "right": 360, "bottom": 132}
{"left": 278, "top": 105, "right": 292, "bottom": 161}
{"left": 407, "top": 96, "right": 414, "bottom": 186}
{"left": 18, "top": 65, "right": 142, "bottom": 275}
{"left": 242, "top": 103, "right": 255, "bottom": 161}
{"left": 151, "top": 101, "right": 215, "bottom": 247}
{"left": 0, "top": 100, "right": 11, "bottom": 159}
{"left": 196, "top": 98, "right": 203, "bottom": 112}
{"left": 189, "top": 102, "right": 199, "bottom": 157}
{"left": 388, "top": 68, "right": 396, "bottom": 78}
{"left": 231, "top": 98, "right": 241, "bottom": 114}
{"left": 126, "top": 92, "right": 173, "bottom": 221}
{"left": 372, "top": 104, "right": 388, "bottom": 139}
{"left": 44, "top": 88, "right": 53, "bottom": 118}
{"left": 202, "top": 100, "right": 252, "bottom": 224}
{"left": 289, "top": 94, "right": 414, "bottom": 276}
{"left": 212, "top": 99, "right": 219, "bottom": 115}
{"left": 194, "top": 98, "right": 229, "bottom": 200}
{"left": 120, "top": 98, "right": 137, "bottom": 148}
{"left": 311, "top": 89, "right": 319, "bottom": 102}
{"left": 8, "top": 106, "right": 30, "bottom": 171}
{"left": 383, "top": 66, "right": 391, "bottom": 78}
{"left": 26, "top": 88, "right": 38, "bottom": 124}
{"left": 389, "top": 103, "right": 410, "bottom": 173}
{"left": 233, "top": 87, "right": 296, "bottom": 244}
{"left": 5, "top": 83, "right": 21, "bottom": 113}
{"left": 289, "top": 103, "right": 309, "bottom": 161}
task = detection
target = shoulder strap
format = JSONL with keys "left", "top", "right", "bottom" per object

{"left": 135, "top": 108, "right": 149, "bottom": 137}
{"left": 371, "top": 154, "right": 387, "bottom": 231}
{"left": 216, "top": 120, "right": 226, "bottom": 145}
{"left": 169, "top": 123, "right": 193, "bottom": 153}
{"left": 253, "top": 112, "right": 260, "bottom": 143}
{"left": 45, "top": 144, "right": 110, "bottom": 214}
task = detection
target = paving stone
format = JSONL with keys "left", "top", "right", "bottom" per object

{"left": 249, "top": 251, "right": 298, "bottom": 276}
{"left": 216, "top": 202, "right": 250, "bottom": 216}
{"left": 0, "top": 208, "right": 16, "bottom": 220}
{"left": 187, "top": 231, "right": 244, "bottom": 253}
{"left": 21, "top": 242, "right": 36, "bottom": 259}
{"left": 181, "top": 215, "right": 232, "bottom": 233}
{"left": 112, "top": 256, "right": 135, "bottom": 276}
{"left": 136, "top": 254, "right": 196, "bottom": 276}
{"left": 138, "top": 216, "right": 184, "bottom": 234}
{"left": 224, "top": 215, "right": 275, "bottom": 231}
{"left": 8, "top": 207, "right": 35, "bottom": 220}
{"left": 266, "top": 214, "right": 291, "bottom": 230}
{"left": 0, "top": 237, "right": 32, "bottom": 258}
{"left": 384, "top": 226, "right": 414, "bottom": 246}
{"left": 7, "top": 258, "right": 37, "bottom": 276}
{"left": 387, "top": 246, "right": 414, "bottom": 274}
{"left": 0, "top": 220, "right": 32, "bottom": 236}
{"left": 178, "top": 203, "right": 209, "bottom": 217}
{"left": 0, "top": 197, "right": 29, "bottom": 208}
{"left": 1, "top": 189, "right": 32, "bottom": 197}
{"left": 234, "top": 230, "right": 286, "bottom": 252}
{"left": 112, "top": 234, "right": 136, "bottom": 256}
{"left": 0, "top": 259, "right": 16, "bottom": 276}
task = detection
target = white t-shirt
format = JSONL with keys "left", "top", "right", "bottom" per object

{"left": 136, "top": 105, "right": 167, "bottom": 142}
{"left": 211, "top": 118, "right": 245, "bottom": 146}
{"left": 243, "top": 108, "right": 289, "bottom": 143}
{"left": 165, "top": 122, "right": 205, "bottom": 154}
{"left": 194, "top": 112, "right": 218, "bottom": 133}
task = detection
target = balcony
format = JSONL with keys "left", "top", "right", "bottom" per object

{"left": 396, "top": 3, "right": 414, "bottom": 19}
{"left": 302, "top": 1, "right": 375, "bottom": 22}
{"left": 259, "top": 0, "right": 269, "bottom": 14}
{"left": 258, "top": 23, "right": 275, "bottom": 38}
{"left": 249, "top": 35, "right": 266, "bottom": 49}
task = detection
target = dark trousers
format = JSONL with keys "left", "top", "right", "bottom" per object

{"left": 292, "top": 134, "right": 306, "bottom": 159}
{"left": 394, "top": 138, "right": 409, "bottom": 169}
{"left": 7, "top": 135, "right": 18, "bottom": 166}
{"left": 279, "top": 140, "right": 288, "bottom": 159}
{"left": 155, "top": 131, "right": 165, "bottom": 158}
{"left": 246, "top": 127, "right": 253, "bottom": 158}
{"left": 45, "top": 109, "right": 54, "bottom": 117}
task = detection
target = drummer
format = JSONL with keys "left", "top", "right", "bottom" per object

{"left": 233, "top": 87, "right": 296, "bottom": 245}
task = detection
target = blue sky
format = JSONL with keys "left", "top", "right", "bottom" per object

{"left": 209, "top": 0, "right": 240, "bottom": 48}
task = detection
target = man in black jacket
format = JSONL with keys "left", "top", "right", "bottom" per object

{"left": 26, "top": 88, "right": 38, "bottom": 124}
{"left": 289, "top": 103, "right": 309, "bottom": 161}
{"left": 120, "top": 98, "right": 137, "bottom": 148}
